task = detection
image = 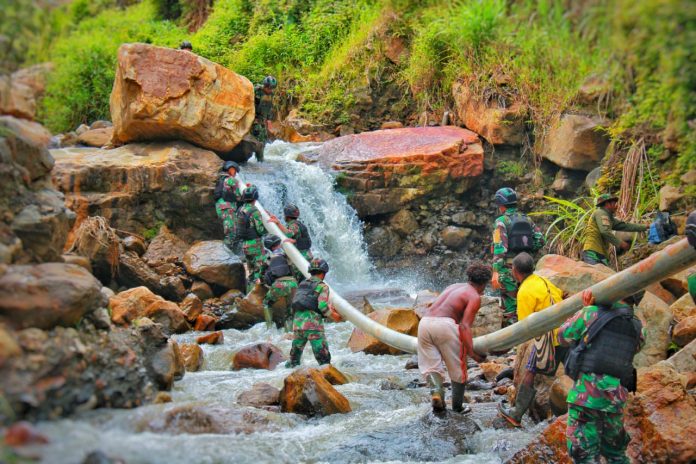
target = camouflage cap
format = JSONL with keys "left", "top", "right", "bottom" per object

{"left": 595, "top": 193, "right": 618, "bottom": 206}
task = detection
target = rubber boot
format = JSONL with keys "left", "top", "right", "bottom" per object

{"left": 451, "top": 382, "right": 471, "bottom": 414}
{"left": 427, "top": 373, "right": 446, "bottom": 413}
{"left": 498, "top": 384, "right": 536, "bottom": 427}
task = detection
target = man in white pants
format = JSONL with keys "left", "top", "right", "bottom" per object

{"left": 418, "top": 262, "right": 492, "bottom": 413}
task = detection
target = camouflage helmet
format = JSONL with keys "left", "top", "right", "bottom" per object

{"left": 284, "top": 203, "right": 300, "bottom": 218}
{"left": 241, "top": 184, "right": 259, "bottom": 202}
{"left": 595, "top": 193, "right": 618, "bottom": 207}
{"left": 179, "top": 40, "right": 193, "bottom": 50}
{"left": 308, "top": 258, "right": 329, "bottom": 275}
{"left": 222, "top": 160, "right": 240, "bottom": 173}
{"left": 263, "top": 234, "right": 282, "bottom": 250}
{"left": 494, "top": 187, "right": 518, "bottom": 206}
{"left": 262, "top": 75, "right": 277, "bottom": 89}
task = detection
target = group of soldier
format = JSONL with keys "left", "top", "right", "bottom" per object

{"left": 214, "top": 159, "right": 340, "bottom": 369}
{"left": 419, "top": 186, "right": 663, "bottom": 464}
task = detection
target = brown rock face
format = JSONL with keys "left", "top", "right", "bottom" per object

{"left": 50, "top": 142, "right": 222, "bottom": 241}
{"left": 76, "top": 127, "right": 113, "bottom": 147}
{"left": 279, "top": 367, "right": 351, "bottom": 417}
{"left": 0, "top": 64, "right": 52, "bottom": 121}
{"left": 0, "top": 263, "right": 105, "bottom": 330}
{"left": 110, "top": 43, "right": 254, "bottom": 152}
{"left": 672, "top": 315, "right": 696, "bottom": 347}
{"left": 452, "top": 82, "right": 527, "bottom": 145}
{"left": 542, "top": 114, "right": 610, "bottom": 171}
{"left": 232, "top": 343, "right": 286, "bottom": 370}
{"left": 237, "top": 383, "right": 281, "bottom": 408}
{"left": 179, "top": 343, "right": 204, "bottom": 372}
{"left": 536, "top": 254, "right": 614, "bottom": 296}
{"left": 347, "top": 309, "right": 419, "bottom": 355}
{"left": 634, "top": 292, "right": 672, "bottom": 368}
{"left": 671, "top": 293, "right": 696, "bottom": 323}
{"left": 183, "top": 241, "right": 246, "bottom": 291}
{"left": 306, "top": 126, "right": 483, "bottom": 217}
{"left": 507, "top": 415, "right": 572, "bottom": 464}
{"left": 109, "top": 286, "right": 164, "bottom": 326}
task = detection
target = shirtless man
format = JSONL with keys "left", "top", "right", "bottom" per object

{"left": 418, "top": 261, "right": 492, "bottom": 413}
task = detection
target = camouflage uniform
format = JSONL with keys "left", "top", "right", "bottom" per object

{"left": 252, "top": 84, "right": 273, "bottom": 143}
{"left": 215, "top": 176, "right": 242, "bottom": 247}
{"left": 287, "top": 276, "right": 332, "bottom": 367}
{"left": 557, "top": 303, "right": 645, "bottom": 464}
{"left": 237, "top": 202, "right": 268, "bottom": 292}
{"left": 583, "top": 207, "right": 646, "bottom": 269}
{"left": 261, "top": 248, "right": 298, "bottom": 329}
{"left": 284, "top": 218, "right": 313, "bottom": 280}
{"left": 491, "top": 207, "right": 544, "bottom": 326}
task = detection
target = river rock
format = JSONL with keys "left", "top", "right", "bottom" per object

{"left": 181, "top": 293, "right": 203, "bottom": 323}
{"left": 279, "top": 367, "right": 351, "bottom": 417}
{"left": 183, "top": 241, "right": 245, "bottom": 291}
{"left": 507, "top": 415, "right": 571, "bottom": 463}
{"left": 232, "top": 343, "right": 286, "bottom": 370}
{"left": 144, "top": 300, "right": 189, "bottom": 335}
{"left": 118, "top": 251, "right": 184, "bottom": 302}
{"left": 365, "top": 226, "right": 402, "bottom": 258}
{"left": 196, "top": 331, "right": 223, "bottom": 345}
{"left": 110, "top": 43, "right": 254, "bottom": 152}
{"left": 140, "top": 404, "right": 282, "bottom": 435}
{"left": 0, "top": 75, "right": 37, "bottom": 120}
{"left": 191, "top": 281, "right": 214, "bottom": 301}
{"left": 148, "top": 340, "right": 185, "bottom": 390}
{"left": 671, "top": 293, "right": 695, "bottom": 323}
{"left": 109, "top": 286, "right": 164, "bottom": 326}
{"left": 536, "top": 254, "right": 613, "bottom": 296}
{"left": 194, "top": 314, "right": 218, "bottom": 331}
{"left": 542, "top": 114, "right": 610, "bottom": 171}
{"left": 440, "top": 226, "right": 472, "bottom": 250}
{"left": 319, "top": 364, "right": 350, "bottom": 385}
{"left": 672, "top": 315, "right": 696, "bottom": 347}
{"left": 347, "top": 308, "right": 419, "bottom": 355}
{"left": 237, "top": 383, "right": 280, "bottom": 408}
{"left": 77, "top": 127, "right": 113, "bottom": 147}
{"left": 634, "top": 292, "right": 672, "bottom": 368}
{"left": 479, "top": 362, "right": 508, "bottom": 382}
{"left": 0, "top": 263, "right": 105, "bottom": 330}
{"left": 452, "top": 82, "right": 527, "bottom": 145}
{"left": 660, "top": 265, "right": 696, "bottom": 299}
{"left": 215, "top": 284, "right": 267, "bottom": 330}
{"left": 389, "top": 209, "right": 419, "bottom": 237}
{"left": 143, "top": 226, "right": 189, "bottom": 267}
{"left": 122, "top": 235, "right": 146, "bottom": 256}
{"left": 307, "top": 126, "right": 483, "bottom": 217}
{"left": 472, "top": 296, "right": 503, "bottom": 337}
{"left": 50, "top": 141, "right": 222, "bottom": 242}
{"left": 179, "top": 343, "right": 203, "bottom": 372}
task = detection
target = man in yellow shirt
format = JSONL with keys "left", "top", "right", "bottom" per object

{"left": 498, "top": 252, "right": 565, "bottom": 427}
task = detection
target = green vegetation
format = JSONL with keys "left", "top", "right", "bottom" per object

{"left": 532, "top": 194, "right": 596, "bottom": 259}
{"left": 142, "top": 220, "right": 165, "bottom": 240}
{"left": 496, "top": 160, "right": 526, "bottom": 180}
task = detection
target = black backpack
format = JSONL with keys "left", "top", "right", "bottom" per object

{"left": 291, "top": 279, "right": 322, "bottom": 314}
{"left": 235, "top": 206, "right": 259, "bottom": 241}
{"left": 507, "top": 213, "right": 534, "bottom": 252}
{"left": 264, "top": 254, "right": 292, "bottom": 285}
{"left": 213, "top": 174, "right": 240, "bottom": 204}
{"left": 294, "top": 221, "right": 312, "bottom": 251}
{"left": 654, "top": 211, "right": 677, "bottom": 242}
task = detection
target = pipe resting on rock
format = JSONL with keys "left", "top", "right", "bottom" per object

{"left": 250, "top": 187, "right": 696, "bottom": 355}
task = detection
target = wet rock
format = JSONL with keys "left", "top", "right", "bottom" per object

{"left": 153, "top": 392, "right": 172, "bottom": 404}
{"left": 194, "top": 314, "right": 218, "bottom": 331}
{"left": 148, "top": 340, "right": 185, "bottom": 390}
{"left": 237, "top": 383, "right": 280, "bottom": 407}
{"left": 191, "top": 281, "right": 214, "bottom": 301}
{"left": 219, "top": 289, "right": 244, "bottom": 305}
{"left": 144, "top": 300, "right": 189, "bottom": 335}
{"left": 122, "top": 235, "right": 146, "bottom": 256}
{"left": 196, "top": 331, "right": 223, "bottom": 345}
{"left": 109, "top": 286, "right": 163, "bottom": 326}
{"left": 389, "top": 209, "right": 419, "bottom": 237}
{"left": 493, "top": 385, "right": 508, "bottom": 395}
{"left": 77, "top": 127, "right": 113, "bottom": 147}
{"left": 110, "top": 43, "right": 254, "bottom": 152}
{"left": 179, "top": 343, "right": 204, "bottom": 372}
{"left": 0, "top": 263, "right": 105, "bottom": 330}
{"left": 3, "top": 421, "right": 49, "bottom": 446}
{"left": 215, "top": 284, "right": 267, "bottom": 330}
{"left": 672, "top": 315, "right": 696, "bottom": 347}
{"left": 365, "top": 226, "right": 401, "bottom": 258}
{"left": 347, "top": 309, "right": 419, "bottom": 355}
{"left": 181, "top": 293, "right": 203, "bottom": 323}
{"left": 542, "top": 114, "right": 610, "bottom": 171}
{"left": 452, "top": 82, "right": 527, "bottom": 145}
{"left": 634, "top": 292, "right": 672, "bottom": 368}
{"left": 232, "top": 342, "right": 286, "bottom": 370}
{"left": 506, "top": 415, "right": 571, "bottom": 463}
{"left": 405, "top": 355, "right": 419, "bottom": 370}
{"left": 117, "top": 251, "right": 168, "bottom": 296}
{"left": 319, "top": 364, "right": 350, "bottom": 385}
{"left": 143, "top": 226, "right": 189, "bottom": 267}
{"left": 472, "top": 296, "right": 503, "bottom": 337}
{"left": 660, "top": 265, "right": 696, "bottom": 300}
{"left": 342, "top": 288, "right": 413, "bottom": 309}
{"left": 141, "top": 404, "right": 282, "bottom": 435}
{"left": 478, "top": 362, "right": 508, "bottom": 382}
{"left": 279, "top": 367, "right": 351, "bottom": 417}
{"left": 312, "top": 126, "right": 483, "bottom": 217}
{"left": 549, "top": 375, "right": 574, "bottom": 416}
{"left": 658, "top": 185, "right": 687, "bottom": 212}
{"left": 82, "top": 450, "right": 125, "bottom": 464}
{"left": 536, "top": 254, "right": 613, "bottom": 296}
{"left": 440, "top": 226, "right": 472, "bottom": 250}
{"left": 51, "top": 142, "right": 222, "bottom": 242}
{"left": 671, "top": 293, "right": 695, "bottom": 323}
{"left": 183, "top": 241, "right": 246, "bottom": 291}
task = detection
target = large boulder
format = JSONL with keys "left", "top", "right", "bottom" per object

{"left": 471, "top": 296, "right": 503, "bottom": 337}
{"left": 0, "top": 263, "right": 106, "bottom": 330}
{"left": 347, "top": 308, "right": 419, "bottom": 355}
{"left": 0, "top": 63, "right": 52, "bottom": 120}
{"left": 237, "top": 383, "right": 281, "bottom": 408}
{"left": 0, "top": 117, "right": 74, "bottom": 264}
{"left": 110, "top": 43, "right": 254, "bottom": 152}
{"left": 183, "top": 241, "right": 245, "bottom": 291}
{"left": 452, "top": 82, "right": 527, "bottom": 145}
{"left": 50, "top": 141, "right": 222, "bottom": 241}
{"left": 215, "top": 283, "right": 267, "bottom": 330}
{"left": 109, "top": 286, "right": 163, "bottom": 326}
{"left": 232, "top": 343, "right": 286, "bottom": 370}
{"left": 536, "top": 254, "right": 614, "bottom": 296}
{"left": 279, "top": 367, "right": 351, "bottom": 417}
{"left": 633, "top": 292, "right": 673, "bottom": 368}
{"left": 672, "top": 315, "right": 696, "bottom": 347}
{"left": 303, "top": 126, "right": 483, "bottom": 217}
{"left": 542, "top": 114, "right": 610, "bottom": 171}
{"left": 506, "top": 415, "right": 571, "bottom": 464}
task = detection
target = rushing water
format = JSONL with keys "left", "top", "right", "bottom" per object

{"left": 22, "top": 141, "right": 545, "bottom": 463}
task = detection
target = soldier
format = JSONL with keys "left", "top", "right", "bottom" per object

{"left": 214, "top": 161, "right": 242, "bottom": 249}
{"left": 252, "top": 75, "right": 277, "bottom": 161}
{"left": 270, "top": 203, "right": 313, "bottom": 280}
{"left": 260, "top": 234, "right": 298, "bottom": 330}
{"left": 235, "top": 184, "right": 268, "bottom": 292}
{"left": 687, "top": 211, "right": 696, "bottom": 302}
{"left": 286, "top": 258, "right": 341, "bottom": 368}
{"left": 490, "top": 187, "right": 545, "bottom": 326}
{"left": 582, "top": 193, "right": 647, "bottom": 268}
{"left": 558, "top": 289, "right": 644, "bottom": 464}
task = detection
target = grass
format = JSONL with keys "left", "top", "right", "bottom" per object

{"left": 531, "top": 194, "right": 597, "bottom": 259}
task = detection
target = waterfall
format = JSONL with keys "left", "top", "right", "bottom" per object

{"left": 241, "top": 141, "right": 373, "bottom": 291}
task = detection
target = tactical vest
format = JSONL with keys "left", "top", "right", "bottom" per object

{"left": 265, "top": 254, "right": 292, "bottom": 285}
{"left": 506, "top": 213, "right": 534, "bottom": 253}
{"left": 293, "top": 221, "right": 312, "bottom": 251}
{"left": 213, "top": 174, "right": 239, "bottom": 204}
{"left": 291, "top": 279, "right": 322, "bottom": 313}
{"left": 235, "top": 206, "right": 259, "bottom": 240}
{"left": 565, "top": 305, "right": 642, "bottom": 388}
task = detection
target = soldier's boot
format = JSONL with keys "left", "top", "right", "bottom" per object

{"left": 427, "top": 373, "right": 446, "bottom": 413}
{"left": 451, "top": 382, "right": 471, "bottom": 414}
{"left": 497, "top": 384, "right": 536, "bottom": 427}
{"left": 262, "top": 305, "right": 273, "bottom": 329}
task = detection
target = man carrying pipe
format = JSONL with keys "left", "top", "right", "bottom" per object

{"left": 417, "top": 262, "right": 492, "bottom": 414}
